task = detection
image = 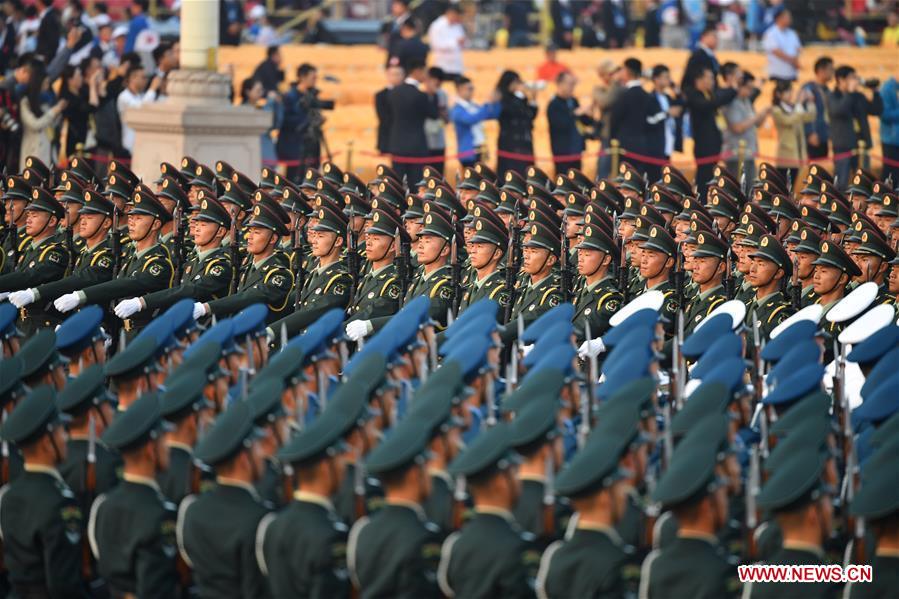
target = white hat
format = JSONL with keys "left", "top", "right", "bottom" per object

{"left": 112, "top": 25, "right": 128, "bottom": 39}
{"left": 249, "top": 5, "right": 266, "bottom": 20}
{"left": 93, "top": 14, "right": 112, "bottom": 28}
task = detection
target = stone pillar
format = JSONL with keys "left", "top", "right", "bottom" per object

{"left": 124, "top": 0, "right": 270, "bottom": 184}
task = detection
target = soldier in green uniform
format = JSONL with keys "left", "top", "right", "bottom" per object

{"left": 8, "top": 189, "right": 116, "bottom": 320}
{"left": 103, "top": 335, "right": 164, "bottom": 410}
{"left": 745, "top": 235, "right": 795, "bottom": 344}
{"left": 344, "top": 207, "right": 405, "bottom": 322}
{"left": 641, "top": 414, "right": 742, "bottom": 599}
{"left": 198, "top": 198, "right": 294, "bottom": 325}
{"left": 0, "top": 188, "right": 69, "bottom": 334}
{"left": 156, "top": 370, "right": 214, "bottom": 504}
{"left": 504, "top": 221, "right": 562, "bottom": 342}
{"left": 178, "top": 401, "right": 272, "bottom": 599}
{"left": 54, "top": 187, "right": 175, "bottom": 335}
{"left": 1, "top": 176, "right": 33, "bottom": 276}
{"left": 811, "top": 240, "right": 861, "bottom": 346}
{"left": 572, "top": 223, "right": 622, "bottom": 342}
{"left": 789, "top": 227, "right": 822, "bottom": 308}
{"left": 850, "top": 230, "right": 896, "bottom": 302}
{"left": 459, "top": 205, "right": 510, "bottom": 314}
{"left": 270, "top": 201, "right": 352, "bottom": 337}
{"left": 683, "top": 231, "right": 728, "bottom": 336}
{"left": 639, "top": 224, "right": 680, "bottom": 336}
{"left": 438, "top": 422, "right": 539, "bottom": 598}
{"left": 89, "top": 391, "right": 179, "bottom": 599}
{"left": 0, "top": 386, "right": 89, "bottom": 598}
{"left": 246, "top": 377, "right": 291, "bottom": 507}
{"left": 156, "top": 176, "right": 192, "bottom": 271}
{"left": 112, "top": 195, "right": 234, "bottom": 321}
{"left": 347, "top": 407, "right": 442, "bottom": 597}
{"left": 53, "top": 173, "right": 86, "bottom": 260}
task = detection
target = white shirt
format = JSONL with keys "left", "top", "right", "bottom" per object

{"left": 427, "top": 15, "right": 465, "bottom": 75}
{"left": 763, "top": 25, "right": 801, "bottom": 80}
{"left": 116, "top": 87, "right": 157, "bottom": 151}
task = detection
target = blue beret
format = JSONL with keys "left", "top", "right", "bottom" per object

{"left": 184, "top": 318, "right": 237, "bottom": 360}
{"left": 521, "top": 304, "right": 574, "bottom": 344}
{"left": 135, "top": 315, "right": 177, "bottom": 355}
{"left": 860, "top": 346, "right": 899, "bottom": 399}
{"left": 601, "top": 309, "right": 658, "bottom": 349}
{"left": 690, "top": 334, "right": 742, "bottom": 380}
{"left": 55, "top": 305, "right": 105, "bottom": 355}
{"left": 681, "top": 313, "right": 733, "bottom": 360}
{"left": 0, "top": 303, "right": 20, "bottom": 340}
{"left": 768, "top": 340, "right": 821, "bottom": 387}
{"left": 854, "top": 372, "right": 899, "bottom": 424}
{"left": 162, "top": 299, "right": 197, "bottom": 340}
{"left": 762, "top": 319, "right": 817, "bottom": 362}
{"left": 523, "top": 325, "right": 572, "bottom": 369}
{"left": 763, "top": 362, "right": 825, "bottom": 406}
{"left": 848, "top": 325, "right": 899, "bottom": 365}
{"left": 232, "top": 304, "right": 269, "bottom": 339}
{"left": 443, "top": 299, "right": 498, "bottom": 340}
{"left": 444, "top": 334, "right": 492, "bottom": 381}
{"left": 440, "top": 314, "right": 498, "bottom": 357}
{"left": 699, "top": 356, "right": 746, "bottom": 393}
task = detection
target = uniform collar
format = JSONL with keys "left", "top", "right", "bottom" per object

{"left": 294, "top": 490, "right": 335, "bottom": 511}
{"left": 677, "top": 530, "right": 718, "bottom": 545}
{"left": 29, "top": 234, "right": 55, "bottom": 250}
{"left": 475, "top": 268, "right": 500, "bottom": 288}
{"left": 196, "top": 246, "right": 218, "bottom": 261}
{"left": 370, "top": 263, "right": 392, "bottom": 277}
{"left": 576, "top": 521, "right": 621, "bottom": 542}
{"left": 519, "top": 473, "right": 546, "bottom": 483}
{"left": 428, "top": 468, "right": 452, "bottom": 485}
{"left": 475, "top": 506, "right": 515, "bottom": 522}
{"left": 123, "top": 472, "right": 163, "bottom": 493}
{"left": 166, "top": 440, "right": 193, "bottom": 455}
{"left": 217, "top": 477, "right": 261, "bottom": 501}
{"left": 385, "top": 499, "right": 427, "bottom": 520}
{"left": 24, "top": 463, "right": 64, "bottom": 483}
{"left": 586, "top": 274, "right": 614, "bottom": 291}
{"left": 782, "top": 540, "right": 824, "bottom": 558}
{"left": 529, "top": 274, "right": 552, "bottom": 290}
{"left": 134, "top": 242, "right": 159, "bottom": 259}
{"left": 422, "top": 264, "right": 449, "bottom": 281}
{"left": 253, "top": 253, "right": 276, "bottom": 270}
{"left": 755, "top": 290, "right": 781, "bottom": 305}
{"left": 698, "top": 284, "right": 724, "bottom": 301}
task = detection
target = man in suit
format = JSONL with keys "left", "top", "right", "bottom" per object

{"left": 386, "top": 57, "right": 437, "bottom": 187}
{"left": 610, "top": 58, "right": 652, "bottom": 178}
{"left": 375, "top": 64, "right": 405, "bottom": 155}
{"left": 685, "top": 67, "right": 737, "bottom": 200}
{"left": 383, "top": 0, "right": 413, "bottom": 64}
{"left": 547, "top": 71, "right": 595, "bottom": 175}
{"left": 391, "top": 18, "right": 429, "bottom": 71}
{"left": 681, "top": 25, "right": 719, "bottom": 90}
{"left": 278, "top": 64, "right": 317, "bottom": 183}
{"left": 646, "top": 65, "right": 684, "bottom": 184}
{"left": 35, "top": 0, "right": 61, "bottom": 62}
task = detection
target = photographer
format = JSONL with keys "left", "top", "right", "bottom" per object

{"left": 828, "top": 65, "right": 883, "bottom": 186}
{"left": 278, "top": 63, "right": 334, "bottom": 181}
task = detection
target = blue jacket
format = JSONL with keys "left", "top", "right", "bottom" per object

{"left": 880, "top": 77, "right": 899, "bottom": 147}
{"left": 547, "top": 95, "right": 588, "bottom": 158}
{"left": 276, "top": 87, "right": 309, "bottom": 162}
{"left": 449, "top": 101, "right": 500, "bottom": 161}
{"left": 801, "top": 81, "right": 830, "bottom": 145}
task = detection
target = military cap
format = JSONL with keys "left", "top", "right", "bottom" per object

{"left": 528, "top": 198, "right": 562, "bottom": 230}
{"left": 277, "top": 409, "right": 348, "bottom": 465}
{"left": 372, "top": 179, "right": 404, "bottom": 212}
{"left": 254, "top": 345, "right": 307, "bottom": 390}
{"left": 869, "top": 180, "right": 890, "bottom": 202}
{"left": 649, "top": 187, "right": 680, "bottom": 215}
{"left": 551, "top": 174, "right": 578, "bottom": 198}
{"left": 848, "top": 324, "right": 899, "bottom": 365}
{"left": 20, "top": 167, "right": 43, "bottom": 187}
{"left": 56, "top": 175, "right": 86, "bottom": 206}
{"left": 499, "top": 169, "right": 526, "bottom": 195}
{"left": 219, "top": 179, "right": 252, "bottom": 213}
{"left": 313, "top": 178, "right": 342, "bottom": 206}
{"left": 374, "top": 164, "right": 402, "bottom": 186}
{"left": 527, "top": 183, "right": 565, "bottom": 213}
{"left": 339, "top": 171, "right": 366, "bottom": 197}
{"left": 509, "top": 394, "right": 561, "bottom": 450}
{"left": 442, "top": 334, "right": 494, "bottom": 382}
{"left": 191, "top": 195, "right": 230, "bottom": 229}
{"left": 365, "top": 207, "right": 403, "bottom": 238}
{"left": 690, "top": 230, "right": 727, "bottom": 259}
{"left": 22, "top": 155, "right": 50, "bottom": 181}
{"left": 470, "top": 213, "right": 508, "bottom": 247}
{"left": 520, "top": 324, "right": 571, "bottom": 369}
{"left": 160, "top": 370, "right": 212, "bottom": 419}
{"left": 318, "top": 161, "right": 342, "bottom": 186}
{"left": 67, "top": 156, "right": 96, "bottom": 185}
{"left": 811, "top": 240, "right": 861, "bottom": 276}
{"left": 55, "top": 305, "right": 106, "bottom": 357}
{"left": 797, "top": 205, "right": 831, "bottom": 235}
{"left": 130, "top": 187, "right": 173, "bottom": 223}
{"left": 824, "top": 196, "right": 853, "bottom": 227}
{"left": 210, "top": 161, "right": 235, "bottom": 184}
{"left": 757, "top": 449, "right": 828, "bottom": 512}
{"left": 582, "top": 207, "right": 614, "bottom": 236}
{"left": 108, "top": 158, "right": 139, "bottom": 186}
{"left": 101, "top": 391, "right": 171, "bottom": 451}
{"left": 420, "top": 202, "right": 455, "bottom": 241}
{"left": 655, "top": 414, "right": 729, "bottom": 507}
{"left": 279, "top": 186, "right": 310, "bottom": 216}
{"left": 20, "top": 329, "right": 66, "bottom": 381}
{"left": 860, "top": 346, "right": 899, "bottom": 399}
{"left": 448, "top": 421, "right": 518, "bottom": 479}
{"left": 799, "top": 173, "right": 825, "bottom": 196}
{"left": 522, "top": 220, "right": 561, "bottom": 255}
{"left": 104, "top": 336, "right": 159, "bottom": 380}
{"left": 847, "top": 170, "right": 874, "bottom": 196}
{"left": 103, "top": 170, "right": 132, "bottom": 201}
{"left": 767, "top": 340, "right": 822, "bottom": 388}
{"left": 602, "top": 310, "right": 658, "bottom": 350}
{"left": 0, "top": 356, "right": 25, "bottom": 407}
{"left": 768, "top": 195, "right": 799, "bottom": 221}
{"left": 56, "top": 365, "right": 111, "bottom": 416}
{"left": 0, "top": 385, "right": 67, "bottom": 445}
{"left": 312, "top": 200, "right": 349, "bottom": 235}
{"left": 342, "top": 191, "right": 371, "bottom": 218}
{"left": 471, "top": 162, "right": 495, "bottom": 183}
{"left": 230, "top": 306, "right": 268, "bottom": 344}
{"left": 680, "top": 314, "right": 731, "bottom": 360}
{"left": 852, "top": 229, "right": 896, "bottom": 261}
{"left": 246, "top": 378, "right": 286, "bottom": 426}
{"left": 595, "top": 377, "right": 655, "bottom": 432}
{"left": 877, "top": 193, "right": 899, "bottom": 218}
{"left": 194, "top": 402, "right": 259, "bottom": 467}
{"left": 572, "top": 221, "right": 614, "bottom": 254}
{"left": 851, "top": 448, "right": 899, "bottom": 519}
{"left": 526, "top": 165, "right": 551, "bottom": 189}
{"left": 329, "top": 353, "right": 389, "bottom": 427}
{"left": 0, "top": 303, "right": 21, "bottom": 342}
{"left": 616, "top": 162, "right": 645, "bottom": 193}
{"left": 768, "top": 390, "right": 830, "bottom": 438}
{"left": 365, "top": 418, "right": 433, "bottom": 476}
{"left": 555, "top": 430, "right": 630, "bottom": 498}
{"left": 188, "top": 163, "right": 216, "bottom": 190}
{"left": 247, "top": 200, "right": 290, "bottom": 236}
{"left": 690, "top": 334, "right": 744, "bottom": 380}
{"left": 669, "top": 381, "right": 729, "bottom": 437}
{"left": 748, "top": 234, "right": 792, "bottom": 274}
{"left": 25, "top": 187, "right": 65, "bottom": 220}
{"left": 473, "top": 180, "right": 501, "bottom": 208}
{"left": 78, "top": 188, "right": 115, "bottom": 216}
{"left": 501, "top": 368, "right": 565, "bottom": 415}
{"left": 178, "top": 156, "right": 200, "bottom": 180}
{"left": 756, "top": 164, "right": 788, "bottom": 192}
{"left": 3, "top": 175, "right": 31, "bottom": 200}
{"left": 763, "top": 362, "right": 825, "bottom": 407}
{"left": 457, "top": 166, "right": 482, "bottom": 190}
{"left": 660, "top": 167, "right": 692, "bottom": 197}
{"left": 560, "top": 191, "right": 588, "bottom": 217}
{"left": 640, "top": 224, "right": 677, "bottom": 257}
{"left": 157, "top": 176, "right": 189, "bottom": 209}
{"left": 854, "top": 373, "right": 899, "bottom": 424}
{"left": 706, "top": 191, "right": 741, "bottom": 221}
{"left": 158, "top": 161, "right": 189, "bottom": 188}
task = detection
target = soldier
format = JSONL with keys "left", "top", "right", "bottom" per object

{"left": 850, "top": 230, "right": 896, "bottom": 302}
{"left": 112, "top": 195, "right": 234, "bottom": 321}
{"left": 196, "top": 199, "right": 294, "bottom": 325}
{"left": 52, "top": 174, "right": 86, "bottom": 261}
{"left": 683, "top": 231, "right": 728, "bottom": 336}
{"left": 0, "top": 302, "right": 22, "bottom": 357}
{"left": 245, "top": 377, "right": 291, "bottom": 507}
{"left": 438, "top": 423, "right": 539, "bottom": 598}
{"left": 640, "top": 414, "right": 742, "bottom": 598}
{"left": 0, "top": 386, "right": 88, "bottom": 598}
{"left": 745, "top": 235, "right": 795, "bottom": 344}
{"left": 789, "top": 228, "right": 822, "bottom": 308}
{"left": 89, "top": 392, "right": 179, "bottom": 598}
{"left": 812, "top": 240, "right": 862, "bottom": 344}
{"left": 8, "top": 190, "right": 116, "bottom": 321}
{"left": 178, "top": 402, "right": 272, "bottom": 598}
{"left": 347, "top": 409, "right": 442, "bottom": 597}
{"left": 639, "top": 224, "right": 680, "bottom": 335}
{"left": 103, "top": 336, "right": 164, "bottom": 409}
{"left": 572, "top": 223, "right": 622, "bottom": 342}
{"left": 18, "top": 329, "right": 67, "bottom": 391}
{"left": 504, "top": 221, "right": 562, "bottom": 342}
{"left": 1, "top": 176, "right": 32, "bottom": 276}
{"left": 459, "top": 206, "right": 510, "bottom": 314}
{"left": 54, "top": 187, "right": 175, "bottom": 336}
{"left": 0, "top": 188, "right": 69, "bottom": 333}
{"left": 270, "top": 201, "right": 352, "bottom": 336}
{"left": 344, "top": 207, "right": 405, "bottom": 323}
{"left": 156, "top": 176, "right": 192, "bottom": 272}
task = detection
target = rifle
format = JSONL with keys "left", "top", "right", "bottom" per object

{"left": 228, "top": 212, "right": 241, "bottom": 295}
{"left": 452, "top": 475, "right": 467, "bottom": 530}
{"left": 172, "top": 203, "right": 185, "bottom": 282}
{"left": 790, "top": 256, "right": 801, "bottom": 310}
{"left": 559, "top": 229, "right": 572, "bottom": 303}
{"left": 579, "top": 322, "right": 597, "bottom": 449}
{"left": 745, "top": 444, "right": 760, "bottom": 560}
{"left": 485, "top": 367, "right": 497, "bottom": 428}
{"left": 353, "top": 447, "right": 366, "bottom": 520}
{"left": 724, "top": 247, "right": 735, "bottom": 300}
{"left": 81, "top": 409, "right": 97, "bottom": 579}
{"left": 542, "top": 451, "right": 555, "bottom": 539}
{"left": 345, "top": 227, "right": 359, "bottom": 308}
{"left": 395, "top": 229, "right": 410, "bottom": 308}
{"left": 110, "top": 206, "right": 121, "bottom": 278}
{"left": 293, "top": 220, "right": 307, "bottom": 310}
{"left": 62, "top": 200, "right": 75, "bottom": 276}
{"left": 449, "top": 217, "right": 462, "bottom": 319}
{"left": 751, "top": 313, "right": 768, "bottom": 458}
{"left": 503, "top": 201, "right": 521, "bottom": 324}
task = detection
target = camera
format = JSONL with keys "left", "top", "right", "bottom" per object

{"left": 302, "top": 89, "right": 335, "bottom": 112}
{"left": 863, "top": 78, "right": 880, "bottom": 89}
{"left": 0, "top": 108, "right": 20, "bottom": 133}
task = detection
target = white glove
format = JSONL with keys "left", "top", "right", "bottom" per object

{"left": 578, "top": 338, "right": 606, "bottom": 359}
{"left": 0, "top": 292, "right": 9, "bottom": 302}
{"left": 54, "top": 292, "right": 81, "bottom": 313}
{"left": 345, "top": 320, "right": 372, "bottom": 342}
{"left": 521, "top": 344, "right": 535, "bottom": 358}
{"left": 114, "top": 298, "right": 143, "bottom": 319}
{"left": 8, "top": 289, "right": 36, "bottom": 308}
{"left": 193, "top": 302, "right": 208, "bottom": 320}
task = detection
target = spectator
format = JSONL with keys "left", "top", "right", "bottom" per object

{"left": 0, "top": 1, "right": 24, "bottom": 75}
{"left": 386, "top": 57, "right": 437, "bottom": 185}
{"left": 252, "top": 46, "right": 285, "bottom": 96}
{"left": 449, "top": 76, "right": 500, "bottom": 167}
{"left": 116, "top": 63, "right": 158, "bottom": 154}
{"left": 602, "top": 0, "right": 630, "bottom": 49}
{"left": 611, "top": 58, "right": 653, "bottom": 179}
{"left": 646, "top": 64, "right": 684, "bottom": 182}
{"left": 659, "top": 0, "right": 689, "bottom": 49}
{"left": 148, "top": 41, "right": 177, "bottom": 99}
{"left": 504, "top": 0, "right": 533, "bottom": 48}
{"left": 763, "top": 7, "right": 801, "bottom": 83}
{"left": 549, "top": 0, "right": 575, "bottom": 50}
{"left": 685, "top": 66, "right": 737, "bottom": 200}
{"left": 878, "top": 77, "right": 899, "bottom": 184}
{"left": 375, "top": 64, "right": 404, "bottom": 155}
{"left": 278, "top": 63, "right": 320, "bottom": 181}
{"left": 592, "top": 59, "right": 622, "bottom": 179}
{"left": 771, "top": 80, "right": 815, "bottom": 185}
{"left": 882, "top": 11, "right": 899, "bottom": 48}
{"left": 829, "top": 66, "right": 883, "bottom": 185}
{"left": 722, "top": 68, "right": 769, "bottom": 184}
{"left": 718, "top": 2, "right": 745, "bottom": 51}
{"left": 535, "top": 42, "right": 570, "bottom": 83}
{"left": 123, "top": 0, "right": 148, "bottom": 54}
{"left": 383, "top": 0, "right": 412, "bottom": 62}
{"left": 57, "top": 64, "right": 96, "bottom": 158}
{"left": 423, "top": 67, "right": 448, "bottom": 175}
{"left": 496, "top": 69, "right": 537, "bottom": 179}
{"left": 219, "top": 0, "right": 244, "bottom": 46}
{"left": 97, "top": 23, "right": 125, "bottom": 69}
{"left": 547, "top": 70, "right": 595, "bottom": 175}
{"left": 241, "top": 77, "right": 281, "bottom": 167}
{"left": 34, "top": 0, "right": 59, "bottom": 62}
{"left": 18, "top": 59, "right": 65, "bottom": 171}
{"left": 681, "top": 25, "right": 719, "bottom": 90}
{"left": 248, "top": 5, "right": 278, "bottom": 47}
{"left": 427, "top": 4, "right": 465, "bottom": 80}
{"left": 644, "top": 0, "right": 661, "bottom": 48}
{"left": 801, "top": 56, "right": 834, "bottom": 160}
{"left": 391, "top": 18, "right": 428, "bottom": 72}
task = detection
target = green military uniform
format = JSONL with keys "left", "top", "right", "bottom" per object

{"left": 460, "top": 209, "right": 511, "bottom": 314}
{"left": 460, "top": 268, "right": 510, "bottom": 312}
{"left": 572, "top": 224, "right": 623, "bottom": 342}
{"left": 178, "top": 402, "right": 272, "bottom": 599}
{"left": 1, "top": 175, "right": 33, "bottom": 275}
{"left": 347, "top": 263, "right": 403, "bottom": 321}
{"left": 745, "top": 235, "right": 796, "bottom": 345}
{"left": 0, "top": 226, "right": 30, "bottom": 276}
{"left": 682, "top": 231, "right": 729, "bottom": 337}
{"left": 0, "top": 386, "right": 89, "bottom": 598}
{"left": 90, "top": 392, "right": 179, "bottom": 599}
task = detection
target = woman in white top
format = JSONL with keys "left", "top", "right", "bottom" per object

{"left": 18, "top": 60, "right": 67, "bottom": 172}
